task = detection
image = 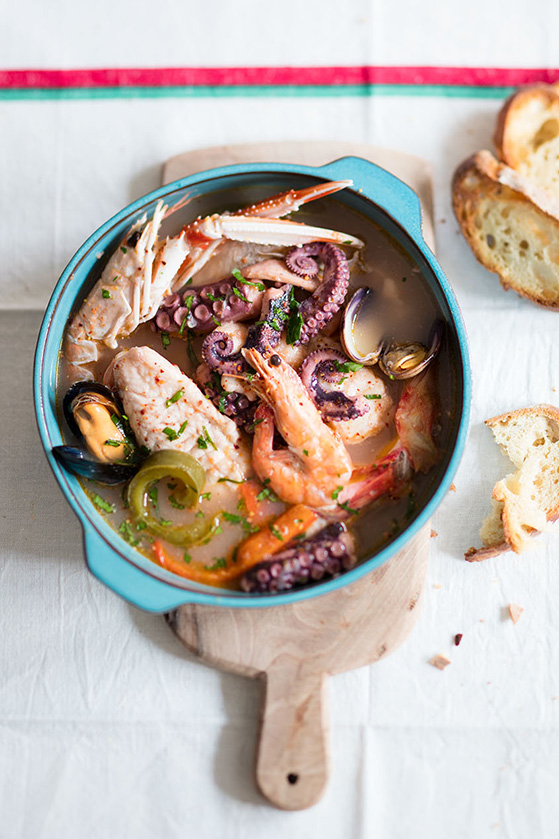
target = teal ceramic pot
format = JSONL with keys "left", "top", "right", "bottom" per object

{"left": 34, "top": 157, "right": 471, "bottom": 612}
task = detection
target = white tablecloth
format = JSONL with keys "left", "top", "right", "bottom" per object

{"left": 3, "top": 2, "right": 559, "bottom": 837}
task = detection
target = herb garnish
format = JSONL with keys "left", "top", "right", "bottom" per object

{"left": 197, "top": 425, "right": 217, "bottom": 450}
{"left": 169, "top": 495, "right": 185, "bottom": 510}
{"left": 200, "top": 492, "right": 212, "bottom": 501}
{"left": 119, "top": 520, "right": 139, "bottom": 545}
{"left": 286, "top": 311, "right": 303, "bottom": 345}
{"left": 183, "top": 551, "right": 191, "bottom": 563}
{"left": 365, "top": 394, "right": 382, "bottom": 400}
{"left": 120, "top": 246, "right": 127, "bottom": 254}
{"left": 148, "top": 486, "right": 158, "bottom": 507}
{"left": 334, "top": 360, "right": 363, "bottom": 374}
{"left": 331, "top": 486, "right": 343, "bottom": 500}
{"left": 161, "top": 331, "right": 171, "bottom": 350}
{"left": 186, "top": 333, "right": 199, "bottom": 367}
{"left": 104, "top": 439, "right": 122, "bottom": 447}
{"left": 102, "top": 289, "right": 111, "bottom": 299}
{"left": 92, "top": 494, "right": 115, "bottom": 514}
{"left": 217, "top": 477, "right": 246, "bottom": 484}
{"left": 218, "top": 394, "right": 227, "bottom": 414}
{"left": 337, "top": 500, "right": 359, "bottom": 516}
{"left": 166, "top": 389, "right": 184, "bottom": 408}
{"left": 269, "top": 524, "right": 284, "bottom": 541}
{"left": 206, "top": 558, "right": 227, "bottom": 571}
{"left": 232, "top": 286, "right": 249, "bottom": 303}
{"left": 256, "top": 485, "right": 280, "bottom": 503}
{"left": 222, "top": 512, "right": 242, "bottom": 525}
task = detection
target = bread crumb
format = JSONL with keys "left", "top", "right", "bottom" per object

{"left": 430, "top": 529, "right": 438, "bottom": 538}
{"left": 552, "top": 387, "right": 557, "bottom": 393}
{"left": 454, "top": 633, "right": 463, "bottom": 646}
{"left": 430, "top": 654, "right": 451, "bottom": 670}
{"left": 508, "top": 603, "right": 524, "bottom": 623}
{"left": 449, "top": 483, "right": 456, "bottom": 492}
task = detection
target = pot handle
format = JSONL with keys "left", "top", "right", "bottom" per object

{"left": 83, "top": 524, "right": 191, "bottom": 613}
{"left": 318, "top": 156, "right": 425, "bottom": 244}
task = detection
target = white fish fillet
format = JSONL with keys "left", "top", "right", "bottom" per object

{"left": 113, "top": 346, "right": 251, "bottom": 485}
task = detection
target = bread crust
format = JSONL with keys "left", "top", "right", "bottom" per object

{"left": 452, "top": 150, "right": 559, "bottom": 309}
{"left": 464, "top": 404, "right": 559, "bottom": 561}
{"left": 494, "top": 84, "right": 559, "bottom": 168}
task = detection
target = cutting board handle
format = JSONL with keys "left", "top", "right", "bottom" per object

{"left": 256, "top": 660, "right": 329, "bottom": 810}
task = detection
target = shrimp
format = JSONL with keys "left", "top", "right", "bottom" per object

{"left": 65, "top": 181, "right": 363, "bottom": 380}
{"left": 243, "top": 343, "right": 353, "bottom": 509}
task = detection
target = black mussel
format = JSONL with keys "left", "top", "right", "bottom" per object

{"left": 52, "top": 446, "right": 140, "bottom": 485}
{"left": 54, "top": 381, "right": 143, "bottom": 484}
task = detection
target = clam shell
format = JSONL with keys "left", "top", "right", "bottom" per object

{"left": 379, "top": 320, "right": 444, "bottom": 379}
{"left": 340, "top": 287, "right": 384, "bottom": 365}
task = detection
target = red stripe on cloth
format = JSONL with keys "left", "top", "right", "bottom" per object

{"left": 1, "top": 66, "right": 558, "bottom": 89}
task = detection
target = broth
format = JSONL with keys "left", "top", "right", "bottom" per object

{"left": 56, "top": 183, "right": 452, "bottom": 593}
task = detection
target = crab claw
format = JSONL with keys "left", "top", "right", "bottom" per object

{"left": 196, "top": 215, "right": 365, "bottom": 248}
{"left": 235, "top": 180, "right": 355, "bottom": 219}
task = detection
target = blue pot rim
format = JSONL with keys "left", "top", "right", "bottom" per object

{"left": 34, "top": 157, "right": 471, "bottom": 610}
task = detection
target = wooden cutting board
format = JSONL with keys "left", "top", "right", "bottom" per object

{"left": 164, "top": 141, "right": 434, "bottom": 810}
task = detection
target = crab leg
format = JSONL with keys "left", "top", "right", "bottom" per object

{"left": 172, "top": 179, "right": 362, "bottom": 289}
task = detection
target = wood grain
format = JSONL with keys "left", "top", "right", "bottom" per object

{"left": 164, "top": 142, "right": 434, "bottom": 810}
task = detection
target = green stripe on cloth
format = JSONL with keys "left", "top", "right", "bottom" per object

{"left": 0, "top": 84, "right": 516, "bottom": 101}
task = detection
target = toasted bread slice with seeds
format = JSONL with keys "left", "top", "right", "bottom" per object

{"left": 494, "top": 84, "right": 559, "bottom": 202}
{"left": 465, "top": 405, "right": 559, "bottom": 561}
{"left": 452, "top": 150, "right": 559, "bottom": 308}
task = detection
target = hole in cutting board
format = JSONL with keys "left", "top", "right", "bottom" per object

{"left": 287, "top": 773, "right": 299, "bottom": 785}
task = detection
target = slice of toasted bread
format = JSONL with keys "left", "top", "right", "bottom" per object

{"left": 452, "top": 150, "right": 559, "bottom": 308}
{"left": 465, "top": 404, "right": 559, "bottom": 561}
{"left": 494, "top": 84, "right": 559, "bottom": 200}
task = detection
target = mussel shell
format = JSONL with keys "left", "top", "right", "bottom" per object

{"left": 379, "top": 320, "right": 444, "bottom": 380}
{"left": 52, "top": 446, "right": 140, "bottom": 485}
{"left": 340, "top": 287, "right": 384, "bottom": 365}
{"left": 63, "top": 381, "right": 124, "bottom": 439}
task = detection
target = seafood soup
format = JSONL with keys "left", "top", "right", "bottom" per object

{"left": 54, "top": 177, "right": 458, "bottom": 595}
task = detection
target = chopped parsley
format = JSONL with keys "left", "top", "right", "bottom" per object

{"left": 334, "top": 360, "right": 363, "bottom": 374}
{"left": 303, "top": 449, "right": 309, "bottom": 457}
{"left": 160, "top": 519, "right": 172, "bottom": 527}
{"left": 206, "top": 291, "right": 224, "bottom": 303}
{"left": 103, "top": 439, "right": 122, "bottom": 447}
{"left": 186, "top": 333, "right": 199, "bottom": 367}
{"left": 119, "top": 520, "right": 139, "bottom": 545}
{"left": 102, "top": 289, "right": 111, "bottom": 299}
{"left": 92, "top": 494, "right": 114, "bottom": 514}
{"left": 256, "top": 485, "right": 280, "bottom": 503}
{"left": 120, "top": 246, "right": 127, "bottom": 254}
{"left": 222, "top": 512, "right": 242, "bottom": 525}
{"left": 269, "top": 318, "right": 281, "bottom": 332}
{"left": 169, "top": 494, "right": 185, "bottom": 510}
{"left": 365, "top": 394, "right": 382, "bottom": 400}
{"left": 269, "top": 524, "right": 284, "bottom": 541}
{"left": 232, "top": 286, "right": 249, "bottom": 303}
{"left": 135, "top": 521, "right": 148, "bottom": 531}
{"left": 162, "top": 427, "right": 178, "bottom": 441}
{"left": 235, "top": 274, "right": 265, "bottom": 292}
{"left": 286, "top": 311, "right": 303, "bottom": 345}
{"left": 195, "top": 510, "right": 205, "bottom": 519}
{"left": 248, "top": 417, "right": 264, "bottom": 432}
{"left": 217, "top": 477, "right": 246, "bottom": 485}
{"left": 210, "top": 315, "right": 221, "bottom": 326}
{"left": 197, "top": 425, "right": 217, "bottom": 451}
{"left": 200, "top": 492, "right": 212, "bottom": 501}
{"left": 331, "top": 486, "right": 343, "bottom": 500}
{"left": 206, "top": 558, "right": 227, "bottom": 571}
{"left": 166, "top": 389, "right": 184, "bottom": 408}
{"left": 337, "top": 500, "right": 359, "bottom": 516}
{"left": 183, "top": 551, "right": 191, "bottom": 563}
{"left": 217, "top": 394, "right": 228, "bottom": 414}
{"left": 161, "top": 331, "right": 171, "bottom": 351}
{"left": 148, "top": 486, "right": 158, "bottom": 507}
{"left": 343, "top": 240, "right": 353, "bottom": 245}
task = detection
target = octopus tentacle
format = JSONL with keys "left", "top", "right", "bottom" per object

{"left": 200, "top": 285, "right": 292, "bottom": 376}
{"left": 153, "top": 275, "right": 264, "bottom": 335}
{"left": 299, "top": 349, "right": 368, "bottom": 421}
{"left": 240, "top": 522, "right": 357, "bottom": 593}
{"left": 285, "top": 243, "right": 350, "bottom": 344}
